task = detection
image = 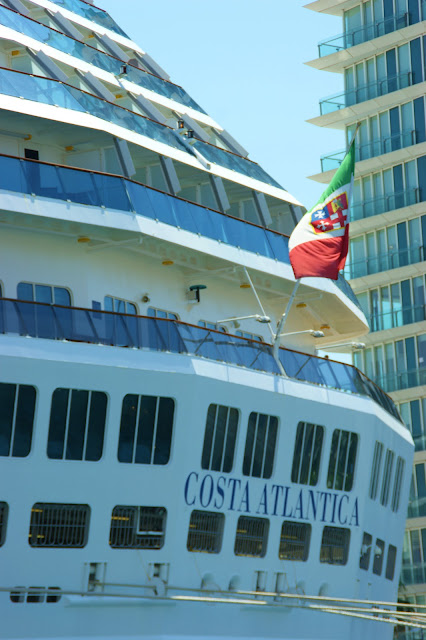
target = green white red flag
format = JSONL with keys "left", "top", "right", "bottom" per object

{"left": 289, "top": 141, "right": 355, "bottom": 280}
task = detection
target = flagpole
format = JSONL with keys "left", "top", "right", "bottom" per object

{"left": 272, "top": 278, "right": 301, "bottom": 374}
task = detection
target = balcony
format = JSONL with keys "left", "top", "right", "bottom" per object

{"left": 407, "top": 495, "right": 426, "bottom": 518}
{"left": 0, "top": 67, "right": 279, "bottom": 188}
{"left": 318, "top": 12, "right": 410, "bottom": 57}
{"left": 375, "top": 367, "right": 426, "bottom": 393}
{"left": 319, "top": 72, "right": 413, "bottom": 116}
{"left": 346, "top": 246, "right": 424, "bottom": 279}
{"left": 38, "top": 0, "right": 129, "bottom": 39}
{"left": 0, "top": 298, "right": 401, "bottom": 422}
{"left": 321, "top": 129, "right": 418, "bottom": 172}
{"left": 350, "top": 188, "right": 420, "bottom": 222}
{"left": 0, "top": 4, "right": 206, "bottom": 115}
{"left": 401, "top": 561, "right": 426, "bottom": 586}
{"left": 367, "top": 305, "right": 426, "bottom": 333}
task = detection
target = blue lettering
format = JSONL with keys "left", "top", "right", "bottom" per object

{"left": 214, "top": 475, "right": 226, "bottom": 509}
{"left": 257, "top": 485, "right": 269, "bottom": 515}
{"left": 282, "top": 486, "right": 293, "bottom": 518}
{"left": 228, "top": 478, "right": 241, "bottom": 511}
{"left": 338, "top": 495, "right": 349, "bottom": 525}
{"left": 307, "top": 490, "right": 319, "bottom": 521}
{"left": 293, "top": 490, "right": 304, "bottom": 520}
{"left": 184, "top": 472, "right": 198, "bottom": 506}
{"left": 330, "top": 494, "right": 338, "bottom": 524}
{"left": 320, "top": 492, "right": 331, "bottom": 522}
{"left": 238, "top": 482, "right": 250, "bottom": 513}
{"left": 349, "top": 498, "right": 359, "bottom": 527}
{"left": 271, "top": 485, "right": 284, "bottom": 516}
{"left": 200, "top": 474, "right": 214, "bottom": 508}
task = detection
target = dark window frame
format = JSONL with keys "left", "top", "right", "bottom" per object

{"left": 201, "top": 404, "right": 239, "bottom": 473}
{"left": 29, "top": 503, "right": 90, "bottom": 548}
{"left": 279, "top": 521, "right": 311, "bottom": 562}
{"left": 242, "top": 411, "right": 279, "bottom": 479}
{"left": 234, "top": 516, "right": 269, "bottom": 558}
{"left": 187, "top": 510, "right": 224, "bottom": 554}
{"left": 109, "top": 505, "right": 167, "bottom": 549}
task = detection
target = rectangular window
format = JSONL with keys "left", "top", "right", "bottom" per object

{"left": 0, "top": 502, "right": 8, "bottom": 546}
{"left": 327, "top": 430, "right": 358, "bottom": 491}
{"left": 17, "top": 282, "right": 71, "bottom": 305}
{"left": 0, "top": 383, "right": 36, "bottom": 458}
{"left": 391, "top": 456, "right": 405, "bottom": 512}
{"left": 360, "top": 532, "right": 372, "bottom": 570}
{"left": 47, "top": 389, "right": 107, "bottom": 461}
{"left": 104, "top": 296, "right": 137, "bottom": 315}
{"left": 373, "top": 538, "right": 385, "bottom": 575}
{"left": 234, "top": 516, "right": 269, "bottom": 557}
{"left": 187, "top": 510, "right": 224, "bottom": 554}
{"left": 148, "top": 307, "right": 178, "bottom": 320}
{"left": 320, "top": 526, "right": 350, "bottom": 565}
{"left": 201, "top": 404, "right": 239, "bottom": 473}
{"left": 370, "top": 441, "right": 384, "bottom": 499}
{"left": 242, "top": 412, "right": 278, "bottom": 479}
{"left": 381, "top": 449, "right": 395, "bottom": 506}
{"left": 279, "top": 522, "right": 311, "bottom": 561}
{"left": 29, "top": 503, "right": 90, "bottom": 548}
{"left": 118, "top": 395, "right": 174, "bottom": 465}
{"left": 109, "top": 506, "right": 166, "bottom": 549}
{"left": 291, "top": 422, "right": 324, "bottom": 486}
{"left": 386, "top": 544, "right": 397, "bottom": 580}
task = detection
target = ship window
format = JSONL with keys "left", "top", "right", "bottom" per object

{"left": 291, "top": 422, "right": 324, "bottom": 486}
{"left": 235, "top": 330, "right": 262, "bottom": 342}
{"left": 17, "top": 282, "right": 71, "bottom": 306}
{"left": 369, "top": 441, "right": 384, "bottom": 499}
{"left": 187, "top": 510, "right": 224, "bottom": 554}
{"left": 109, "top": 506, "right": 166, "bottom": 549}
{"left": 327, "top": 430, "right": 358, "bottom": 491}
{"left": 47, "top": 389, "right": 107, "bottom": 461}
{"left": 198, "top": 320, "right": 227, "bottom": 332}
{"left": 242, "top": 412, "right": 278, "bottom": 479}
{"left": 380, "top": 449, "right": 395, "bottom": 506}
{"left": 373, "top": 538, "right": 385, "bottom": 575}
{"left": 29, "top": 503, "right": 90, "bottom": 548}
{"left": 147, "top": 307, "right": 178, "bottom": 320}
{"left": 10, "top": 587, "right": 25, "bottom": 603}
{"left": 234, "top": 516, "right": 269, "bottom": 557}
{"left": 0, "top": 502, "right": 8, "bottom": 546}
{"left": 279, "top": 522, "right": 311, "bottom": 562}
{"left": 104, "top": 296, "right": 137, "bottom": 315}
{"left": 201, "top": 404, "right": 239, "bottom": 473}
{"left": 359, "top": 532, "right": 372, "bottom": 570}
{"left": 0, "top": 383, "right": 36, "bottom": 458}
{"left": 24, "top": 148, "right": 39, "bottom": 161}
{"left": 27, "top": 587, "right": 45, "bottom": 603}
{"left": 10, "top": 586, "right": 61, "bottom": 603}
{"left": 386, "top": 544, "right": 397, "bottom": 580}
{"left": 118, "top": 395, "right": 175, "bottom": 465}
{"left": 391, "top": 456, "right": 405, "bottom": 512}
{"left": 320, "top": 526, "right": 350, "bottom": 565}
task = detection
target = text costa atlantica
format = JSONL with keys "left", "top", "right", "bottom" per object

{"left": 184, "top": 472, "right": 360, "bottom": 527}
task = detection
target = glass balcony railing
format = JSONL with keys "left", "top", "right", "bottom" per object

{"left": 407, "top": 495, "right": 426, "bottom": 518}
{"left": 367, "top": 304, "right": 426, "bottom": 332}
{"left": 0, "top": 67, "right": 279, "bottom": 188}
{"left": 321, "top": 129, "right": 418, "bottom": 172}
{"left": 319, "top": 72, "right": 412, "bottom": 115}
{"left": 401, "top": 562, "right": 426, "bottom": 586}
{"left": 351, "top": 188, "right": 420, "bottom": 221}
{"left": 0, "top": 298, "right": 401, "bottom": 422}
{"left": 346, "top": 246, "right": 424, "bottom": 279}
{"left": 41, "top": 0, "right": 129, "bottom": 38}
{"left": 0, "top": 5, "right": 207, "bottom": 114}
{"left": 395, "top": 631, "right": 426, "bottom": 640}
{"left": 318, "top": 12, "right": 410, "bottom": 57}
{"left": 375, "top": 367, "right": 426, "bottom": 393}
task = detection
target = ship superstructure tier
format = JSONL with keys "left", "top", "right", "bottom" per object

{"left": 0, "top": 1, "right": 415, "bottom": 639}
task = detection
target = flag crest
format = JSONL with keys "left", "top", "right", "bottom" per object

{"left": 289, "top": 142, "right": 355, "bottom": 280}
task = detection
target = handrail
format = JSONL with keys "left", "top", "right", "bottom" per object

{"left": 350, "top": 188, "right": 420, "bottom": 222}
{"left": 367, "top": 304, "right": 426, "bottom": 332}
{"left": 346, "top": 246, "right": 424, "bottom": 279}
{"left": 0, "top": 297, "right": 401, "bottom": 422}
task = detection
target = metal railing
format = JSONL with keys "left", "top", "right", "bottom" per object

{"left": 0, "top": 298, "right": 401, "bottom": 422}
{"left": 350, "top": 188, "right": 420, "bottom": 221}
{"left": 367, "top": 305, "right": 426, "bottom": 332}
{"left": 318, "top": 12, "right": 410, "bottom": 57}
{"left": 319, "top": 72, "right": 412, "bottom": 115}
{"left": 375, "top": 368, "right": 426, "bottom": 393}
{"left": 401, "top": 562, "right": 426, "bottom": 586}
{"left": 321, "top": 129, "right": 418, "bottom": 172}
{"left": 346, "top": 246, "right": 424, "bottom": 279}
{"left": 40, "top": 0, "right": 129, "bottom": 38}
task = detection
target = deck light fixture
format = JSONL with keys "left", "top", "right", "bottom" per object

{"left": 319, "top": 341, "right": 366, "bottom": 351}
{"left": 188, "top": 284, "right": 207, "bottom": 303}
{"left": 217, "top": 314, "right": 271, "bottom": 324}
{"left": 177, "top": 119, "right": 185, "bottom": 129}
{"left": 279, "top": 330, "right": 325, "bottom": 338}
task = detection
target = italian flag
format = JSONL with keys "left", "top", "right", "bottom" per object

{"left": 289, "top": 142, "right": 355, "bottom": 281}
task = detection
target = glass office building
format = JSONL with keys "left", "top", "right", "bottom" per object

{"left": 305, "top": 0, "right": 426, "bottom": 625}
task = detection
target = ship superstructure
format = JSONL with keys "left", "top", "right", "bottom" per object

{"left": 0, "top": 1, "right": 415, "bottom": 638}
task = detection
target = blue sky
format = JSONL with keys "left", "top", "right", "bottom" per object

{"left": 100, "top": 0, "right": 345, "bottom": 208}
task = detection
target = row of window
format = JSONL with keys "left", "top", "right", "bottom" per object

{"left": 399, "top": 397, "right": 426, "bottom": 452}
{"left": 408, "top": 462, "right": 426, "bottom": 518}
{"left": 344, "top": 0, "right": 424, "bottom": 35}
{"left": 0, "top": 501, "right": 398, "bottom": 580}
{"left": 10, "top": 587, "right": 61, "bottom": 604}
{"left": 369, "top": 441, "right": 405, "bottom": 511}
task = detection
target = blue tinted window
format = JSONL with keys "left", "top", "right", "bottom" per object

{"left": 414, "top": 97, "right": 426, "bottom": 143}
{"left": 0, "top": 383, "right": 36, "bottom": 457}
{"left": 410, "top": 38, "right": 423, "bottom": 84}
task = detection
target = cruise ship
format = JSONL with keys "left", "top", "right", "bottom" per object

{"left": 0, "top": 0, "right": 416, "bottom": 638}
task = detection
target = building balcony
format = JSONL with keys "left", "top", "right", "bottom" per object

{"left": 321, "top": 129, "right": 419, "bottom": 172}
{"left": 375, "top": 367, "right": 426, "bottom": 393}
{"left": 318, "top": 11, "right": 411, "bottom": 57}
{"left": 401, "top": 561, "right": 426, "bottom": 586}
{"left": 407, "top": 496, "right": 426, "bottom": 518}
{"left": 319, "top": 72, "right": 412, "bottom": 116}
{"left": 350, "top": 188, "right": 421, "bottom": 222}
{"left": 0, "top": 297, "right": 401, "bottom": 422}
{"left": 35, "top": 0, "right": 129, "bottom": 39}
{"left": 367, "top": 305, "right": 426, "bottom": 333}
{"left": 347, "top": 246, "right": 424, "bottom": 280}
